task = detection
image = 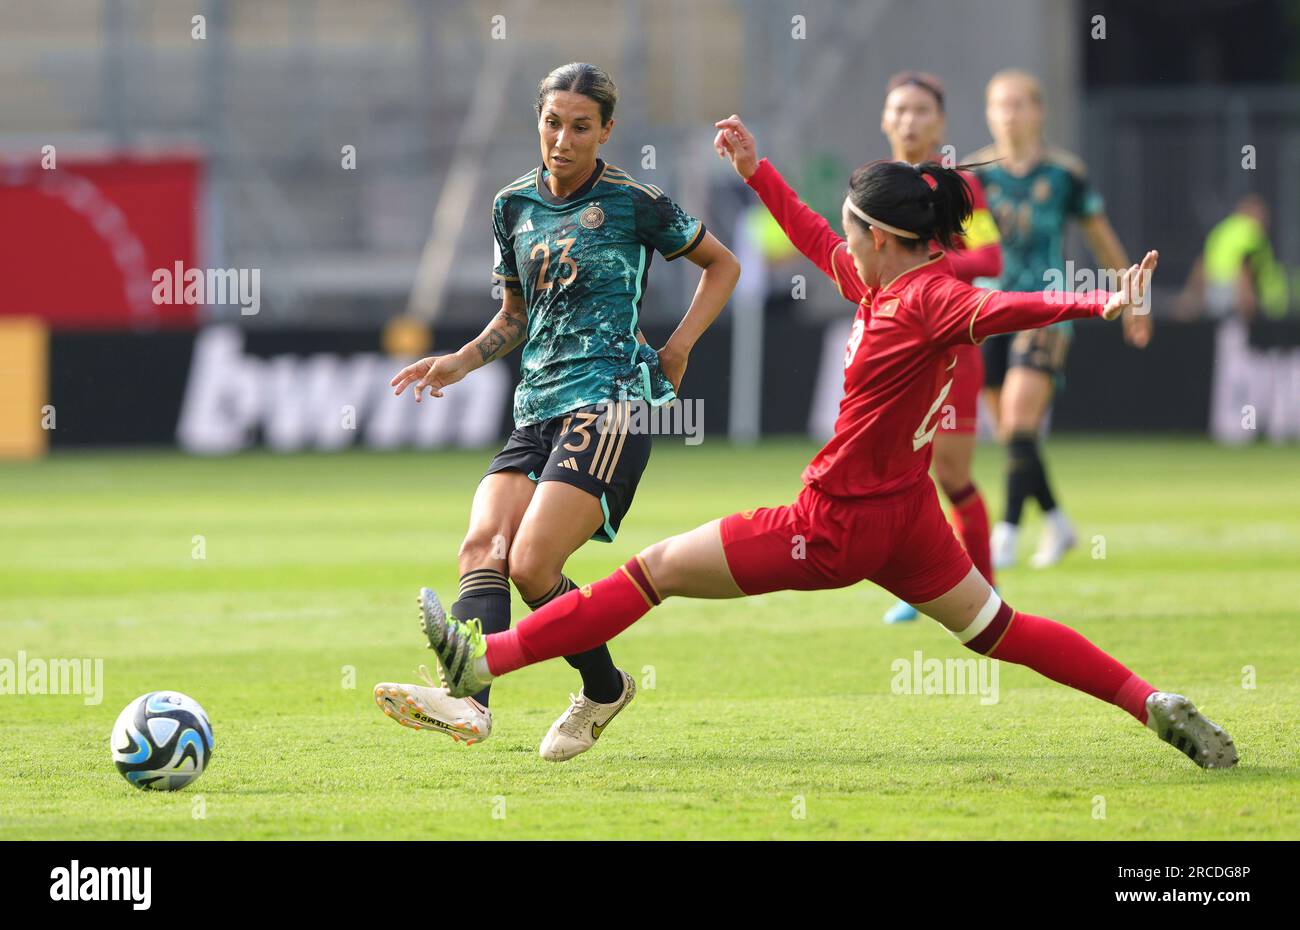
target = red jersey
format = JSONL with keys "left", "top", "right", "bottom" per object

{"left": 745, "top": 157, "right": 1107, "bottom": 499}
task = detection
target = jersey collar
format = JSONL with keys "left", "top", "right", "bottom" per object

{"left": 536, "top": 158, "right": 606, "bottom": 206}
{"left": 880, "top": 251, "right": 946, "bottom": 293}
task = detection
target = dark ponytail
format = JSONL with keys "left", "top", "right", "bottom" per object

{"left": 846, "top": 160, "right": 974, "bottom": 250}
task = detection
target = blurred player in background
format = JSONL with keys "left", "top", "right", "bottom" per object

{"left": 872, "top": 71, "right": 1002, "bottom": 624}
{"left": 375, "top": 63, "right": 739, "bottom": 761}
{"left": 1177, "top": 193, "right": 1289, "bottom": 322}
{"left": 968, "top": 69, "right": 1151, "bottom": 570}
{"left": 418, "top": 157, "right": 1236, "bottom": 773}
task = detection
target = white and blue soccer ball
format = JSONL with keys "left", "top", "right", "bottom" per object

{"left": 111, "top": 691, "right": 214, "bottom": 791}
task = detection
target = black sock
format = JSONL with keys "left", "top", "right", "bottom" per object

{"left": 1032, "top": 445, "right": 1059, "bottom": 514}
{"left": 525, "top": 576, "right": 624, "bottom": 704}
{"left": 451, "top": 568, "right": 510, "bottom": 707}
{"left": 1005, "top": 432, "right": 1037, "bottom": 525}
{"left": 1007, "top": 432, "right": 1055, "bottom": 524}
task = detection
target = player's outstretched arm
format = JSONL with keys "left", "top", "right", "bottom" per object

{"left": 953, "top": 251, "right": 1158, "bottom": 346}
{"left": 658, "top": 231, "right": 740, "bottom": 391}
{"left": 714, "top": 115, "right": 866, "bottom": 302}
{"left": 390, "top": 289, "right": 528, "bottom": 402}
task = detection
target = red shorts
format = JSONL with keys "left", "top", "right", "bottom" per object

{"left": 940, "top": 343, "right": 983, "bottom": 435}
{"left": 719, "top": 480, "right": 973, "bottom": 605}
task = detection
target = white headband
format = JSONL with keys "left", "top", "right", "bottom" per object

{"left": 843, "top": 196, "right": 921, "bottom": 240}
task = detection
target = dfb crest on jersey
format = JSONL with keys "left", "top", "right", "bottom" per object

{"left": 580, "top": 205, "right": 605, "bottom": 229}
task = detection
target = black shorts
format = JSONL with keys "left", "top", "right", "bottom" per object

{"left": 982, "top": 326, "right": 1072, "bottom": 389}
{"left": 484, "top": 401, "right": 653, "bottom": 543}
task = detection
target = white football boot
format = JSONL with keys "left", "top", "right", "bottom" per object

{"left": 1030, "top": 509, "right": 1077, "bottom": 568}
{"left": 990, "top": 521, "right": 1019, "bottom": 570}
{"left": 1145, "top": 692, "right": 1237, "bottom": 769}
{"left": 539, "top": 669, "right": 636, "bottom": 762}
{"left": 374, "top": 665, "right": 492, "bottom": 745}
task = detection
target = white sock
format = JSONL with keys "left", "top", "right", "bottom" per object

{"left": 473, "top": 655, "right": 494, "bottom": 683}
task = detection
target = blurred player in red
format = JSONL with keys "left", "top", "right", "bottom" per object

{"left": 417, "top": 156, "right": 1237, "bottom": 771}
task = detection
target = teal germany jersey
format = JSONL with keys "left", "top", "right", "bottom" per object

{"left": 491, "top": 159, "right": 706, "bottom": 426}
{"left": 969, "top": 147, "right": 1104, "bottom": 332}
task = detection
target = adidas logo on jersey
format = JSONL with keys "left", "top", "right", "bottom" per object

{"left": 557, "top": 457, "right": 579, "bottom": 471}
{"left": 516, "top": 218, "right": 534, "bottom": 234}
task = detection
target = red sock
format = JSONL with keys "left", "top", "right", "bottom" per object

{"left": 947, "top": 482, "right": 994, "bottom": 586}
{"left": 486, "top": 557, "right": 662, "bottom": 676}
{"left": 966, "top": 603, "right": 1156, "bottom": 723}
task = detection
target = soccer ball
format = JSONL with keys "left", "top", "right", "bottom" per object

{"left": 110, "top": 691, "right": 214, "bottom": 791}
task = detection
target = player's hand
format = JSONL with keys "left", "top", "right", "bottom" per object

{"left": 713, "top": 115, "right": 759, "bottom": 181}
{"left": 657, "top": 345, "right": 688, "bottom": 393}
{"left": 1122, "top": 303, "right": 1154, "bottom": 348}
{"left": 1102, "top": 250, "right": 1158, "bottom": 322}
{"left": 390, "top": 353, "right": 471, "bottom": 402}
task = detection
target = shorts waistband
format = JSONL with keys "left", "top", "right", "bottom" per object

{"left": 802, "top": 476, "right": 931, "bottom": 507}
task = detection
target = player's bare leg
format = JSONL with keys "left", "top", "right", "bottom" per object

{"left": 638, "top": 519, "right": 746, "bottom": 599}
{"left": 933, "top": 432, "right": 976, "bottom": 497}
{"left": 508, "top": 479, "right": 605, "bottom": 603}
{"left": 460, "top": 471, "right": 536, "bottom": 577}
{"left": 915, "top": 567, "right": 1237, "bottom": 769}
{"left": 510, "top": 480, "right": 633, "bottom": 761}
{"left": 936, "top": 435, "right": 995, "bottom": 588}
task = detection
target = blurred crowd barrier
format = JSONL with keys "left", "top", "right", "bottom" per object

{"left": 3, "top": 315, "right": 1296, "bottom": 460}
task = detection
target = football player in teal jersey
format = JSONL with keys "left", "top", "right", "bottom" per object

{"left": 375, "top": 63, "right": 739, "bottom": 760}
{"left": 967, "top": 70, "right": 1151, "bottom": 571}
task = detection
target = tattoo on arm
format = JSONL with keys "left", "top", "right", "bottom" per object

{"left": 475, "top": 329, "right": 506, "bottom": 362}
{"left": 475, "top": 304, "right": 528, "bottom": 363}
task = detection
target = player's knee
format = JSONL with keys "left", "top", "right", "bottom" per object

{"left": 1005, "top": 410, "right": 1040, "bottom": 435}
{"left": 933, "top": 452, "right": 969, "bottom": 495}
{"left": 458, "top": 528, "right": 508, "bottom": 569}
{"left": 993, "top": 408, "right": 1018, "bottom": 443}
{"left": 946, "top": 587, "right": 1011, "bottom": 656}
{"left": 636, "top": 542, "right": 675, "bottom": 597}
{"left": 507, "top": 548, "right": 559, "bottom": 603}
{"left": 1000, "top": 404, "right": 1041, "bottom": 440}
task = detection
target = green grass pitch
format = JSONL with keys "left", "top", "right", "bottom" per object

{"left": 0, "top": 437, "right": 1296, "bottom": 839}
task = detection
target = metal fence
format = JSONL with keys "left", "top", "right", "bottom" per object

{"left": 1084, "top": 85, "right": 1300, "bottom": 309}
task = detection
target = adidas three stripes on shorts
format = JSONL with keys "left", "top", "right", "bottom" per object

{"left": 483, "top": 401, "right": 653, "bottom": 544}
